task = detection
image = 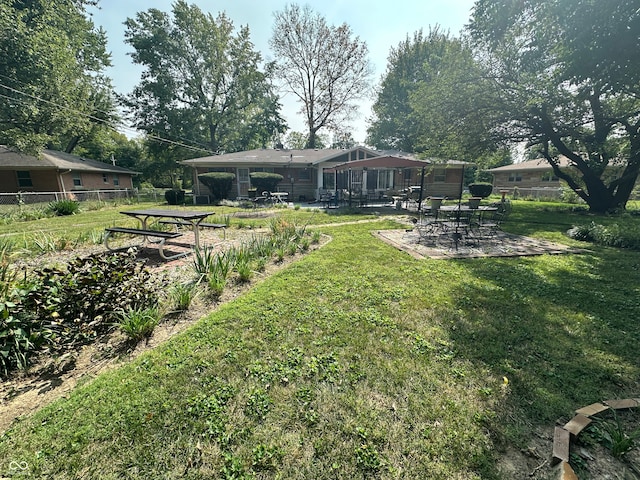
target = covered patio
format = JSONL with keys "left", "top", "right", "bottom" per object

{"left": 322, "top": 155, "right": 466, "bottom": 210}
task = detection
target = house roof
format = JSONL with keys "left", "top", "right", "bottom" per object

{"left": 327, "top": 155, "right": 432, "bottom": 172}
{"left": 180, "top": 147, "right": 469, "bottom": 170}
{"left": 489, "top": 156, "right": 573, "bottom": 172}
{"left": 0, "top": 146, "right": 138, "bottom": 175}
{"left": 180, "top": 146, "right": 381, "bottom": 167}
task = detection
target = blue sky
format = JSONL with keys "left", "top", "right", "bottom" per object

{"left": 88, "top": 0, "right": 476, "bottom": 144}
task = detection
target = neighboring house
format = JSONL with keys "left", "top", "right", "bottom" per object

{"left": 489, "top": 156, "right": 633, "bottom": 198}
{"left": 0, "top": 145, "right": 137, "bottom": 194}
{"left": 488, "top": 157, "right": 571, "bottom": 192}
{"left": 181, "top": 146, "right": 466, "bottom": 201}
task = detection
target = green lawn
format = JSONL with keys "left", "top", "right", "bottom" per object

{"left": 1, "top": 201, "right": 639, "bottom": 478}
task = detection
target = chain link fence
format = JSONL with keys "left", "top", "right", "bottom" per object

{"left": 0, "top": 189, "right": 136, "bottom": 207}
{"left": 0, "top": 189, "right": 197, "bottom": 215}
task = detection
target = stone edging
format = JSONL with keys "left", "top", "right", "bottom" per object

{"left": 553, "top": 398, "right": 640, "bottom": 478}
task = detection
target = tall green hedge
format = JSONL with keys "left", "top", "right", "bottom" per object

{"left": 468, "top": 182, "right": 493, "bottom": 198}
{"left": 198, "top": 172, "right": 236, "bottom": 201}
{"left": 250, "top": 172, "right": 283, "bottom": 194}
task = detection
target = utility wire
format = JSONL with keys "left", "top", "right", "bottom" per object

{"left": 0, "top": 80, "right": 215, "bottom": 155}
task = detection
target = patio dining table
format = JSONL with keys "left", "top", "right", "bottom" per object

{"left": 416, "top": 204, "right": 498, "bottom": 249}
{"left": 270, "top": 192, "right": 289, "bottom": 204}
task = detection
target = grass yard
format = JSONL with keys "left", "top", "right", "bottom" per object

{"left": 1, "top": 201, "right": 639, "bottom": 478}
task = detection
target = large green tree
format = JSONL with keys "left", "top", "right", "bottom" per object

{"left": 123, "top": 1, "right": 286, "bottom": 161}
{"left": 0, "top": 0, "right": 116, "bottom": 154}
{"left": 368, "top": 28, "right": 510, "bottom": 174}
{"left": 270, "top": 4, "right": 373, "bottom": 149}
{"left": 467, "top": 0, "right": 640, "bottom": 212}
{"left": 367, "top": 28, "right": 449, "bottom": 153}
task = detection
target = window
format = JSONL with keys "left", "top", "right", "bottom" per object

{"left": 238, "top": 168, "right": 249, "bottom": 183}
{"left": 102, "top": 173, "right": 108, "bottom": 183}
{"left": 73, "top": 173, "right": 82, "bottom": 187}
{"left": 298, "top": 168, "right": 311, "bottom": 181}
{"left": 113, "top": 174, "right": 120, "bottom": 186}
{"left": 508, "top": 172, "right": 522, "bottom": 182}
{"left": 16, "top": 171, "right": 33, "bottom": 188}
{"left": 322, "top": 172, "right": 335, "bottom": 190}
{"left": 541, "top": 172, "right": 558, "bottom": 182}
{"left": 433, "top": 168, "right": 446, "bottom": 183}
{"left": 377, "top": 169, "right": 394, "bottom": 189}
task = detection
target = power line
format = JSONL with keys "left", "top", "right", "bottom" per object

{"left": 0, "top": 80, "right": 215, "bottom": 155}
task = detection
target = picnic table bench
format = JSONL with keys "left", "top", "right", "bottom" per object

{"left": 103, "top": 227, "right": 186, "bottom": 260}
{"left": 159, "top": 219, "right": 227, "bottom": 239}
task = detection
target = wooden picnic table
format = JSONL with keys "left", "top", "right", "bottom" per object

{"left": 104, "top": 208, "right": 214, "bottom": 260}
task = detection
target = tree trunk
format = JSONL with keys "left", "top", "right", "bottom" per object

{"left": 539, "top": 112, "right": 633, "bottom": 213}
{"left": 208, "top": 123, "right": 219, "bottom": 153}
{"left": 65, "top": 136, "right": 80, "bottom": 154}
{"left": 306, "top": 128, "right": 317, "bottom": 149}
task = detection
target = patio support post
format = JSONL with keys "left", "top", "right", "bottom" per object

{"left": 417, "top": 166, "right": 426, "bottom": 211}
{"left": 348, "top": 168, "right": 352, "bottom": 207}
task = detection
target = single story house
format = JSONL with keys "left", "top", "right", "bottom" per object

{"left": 181, "top": 146, "right": 466, "bottom": 202}
{"left": 488, "top": 157, "right": 570, "bottom": 192}
{"left": 0, "top": 145, "right": 137, "bottom": 194}
{"left": 488, "top": 156, "right": 631, "bottom": 197}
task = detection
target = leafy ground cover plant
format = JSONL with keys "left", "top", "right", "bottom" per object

{"left": 0, "top": 243, "right": 47, "bottom": 375}
{"left": 589, "top": 409, "right": 640, "bottom": 459}
{"left": 1, "top": 250, "right": 163, "bottom": 376}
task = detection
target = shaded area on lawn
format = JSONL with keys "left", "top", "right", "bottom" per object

{"left": 442, "top": 249, "right": 640, "bottom": 476}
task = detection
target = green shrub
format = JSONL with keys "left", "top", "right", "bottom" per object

{"left": 249, "top": 172, "right": 283, "bottom": 194}
{"left": 561, "top": 187, "right": 581, "bottom": 204}
{"left": 48, "top": 199, "right": 80, "bottom": 216}
{"left": 468, "top": 183, "right": 493, "bottom": 198}
{"left": 567, "top": 219, "right": 640, "bottom": 250}
{"left": 165, "top": 189, "right": 185, "bottom": 205}
{"left": 197, "top": 172, "right": 236, "bottom": 201}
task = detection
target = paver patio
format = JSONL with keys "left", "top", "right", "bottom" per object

{"left": 374, "top": 228, "right": 587, "bottom": 259}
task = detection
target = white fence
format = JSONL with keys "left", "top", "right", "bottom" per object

{"left": 495, "top": 186, "right": 563, "bottom": 199}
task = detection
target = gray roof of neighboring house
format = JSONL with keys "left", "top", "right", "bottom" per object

{"left": 488, "top": 156, "right": 573, "bottom": 172}
{"left": 0, "top": 145, "right": 138, "bottom": 174}
{"left": 180, "top": 146, "right": 381, "bottom": 167}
